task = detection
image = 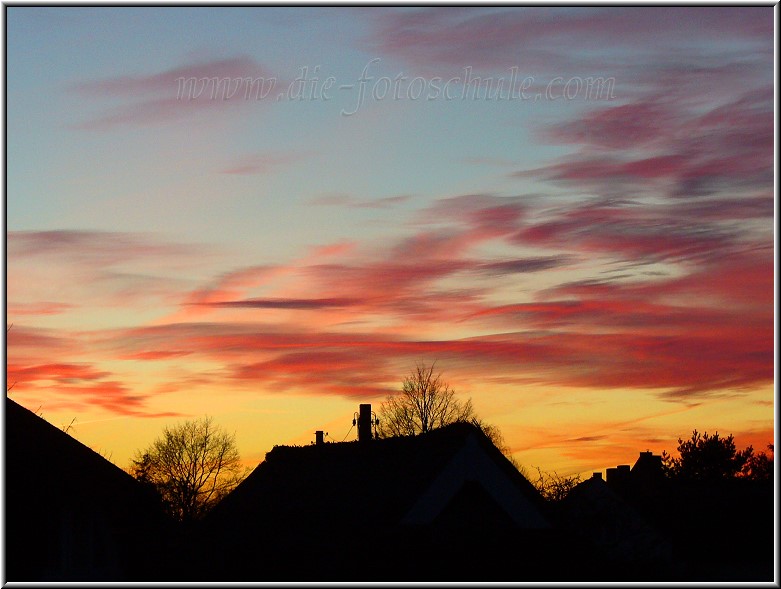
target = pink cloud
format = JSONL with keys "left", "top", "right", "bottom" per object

{"left": 240, "top": 328, "right": 767, "bottom": 399}
{"left": 9, "top": 10, "right": 772, "bottom": 425}
{"left": 522, "top": 88, "right": 772, "bottom": 200}
{"left": 7, "top": 362, "right": 109, "bottom": 383}
{"left": 309, "top": 193, "right": 414, "bottom": 209}
{"left": 11, "top": 195, "right": 771, "bottom": 412}
{"left": 309, "top": 240, "right": 357, "bottom": 258}
{"left": 117, "top": 171, "right": 768, "bottom": 402}
{"left": 478, "top": 248, "right": 771, "bottom": 395}
{"left": 70, "top": 56, "right": 278, "bottom": 130}
{"left": 98, "top": 245, "right": 772, "bottom": 398}
{"left": 515, "top": 201, "right": 735, "bottom": 264}
{"left": 474, "top": 256, "right": 572, "bottom": 276}
{"left": 8, "top": 177, "right": 771, "bottom": 415}
{"left": 6, "top": 361, "right": 172, "bottom": 417}
{"left": 371, "top": 8, "right": 771, "bottom": 72}
{"left": 72, "top": 96, "right": 220, "bottom": 130}
{"left": 6, "top": 325, "right": 81, "bottom": 359}
{"left": 543, "top": 101, "right": 677, "bottom": 150}
{"left": 19, "top": 227, "right": 770, "bottom": 407}
{"left": 47, "top": 381, "right": 177, "bottom": 417}
{"left": 73, "top": 57, "right": 269, "bottom": 96}
{"left": 8, "top": 230, "right": 200, "bottom": 264}
{"left": 121, "top": 350, "right": 193, "bottom": 361}
{"left": 7, "top": 230, "right": 206, "bottom": 316}
{"left": 7, "top": 302, "right": 74, "bottom": 316}
{"left": 203, "top": 298, "right": 359, "bottom": 310}
{"left": 185, "top": 266, "right": 280, "bottom": 305}
{"left": 232, "top": 350, "right": 397, "bottom": 398}
{"left": 219, "top": 152, "right": 314, "bottom": 175}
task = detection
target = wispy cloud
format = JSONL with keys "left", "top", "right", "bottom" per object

{"left": 8, "top": 230, "right": 200, "bottom": 263}
{"left": 8, "top": 164, "right": 771, "bottom": 414}
{"left": 371, "top": 7, "right": 771, "bottom": 73}
{"left": 69, "top": 56, "right": 277, "bottom": 130}
{"left": 8, "top": 230, "right": 206, "bottom": 312}
{"left": 73, "top": 57, "right": 267, "bottom": 96}
{"left": 8, "top": 8, "right": 772, "bottom": 422}
{"left": 74, "top": 177, "right": 769, "bottom": 406}
{"left": 6, "top": 360, "right": 178, "bottom": 417}
{"left": 6, "top": 326, "right": 75, "bottom": 356}
{"left": 8, "top": 362, "right": 109, "bottom": 383}
{"left": 309, "top": 193, "right": 414, "bottom": 209}
{"left": 219, "top": 151, "right": 314, "bottom": 175}
{"left": 522, "top": 88, "right": 773, "bottom": 200}
{"left": 202, "top": 297, "right": 359, "bottom": 310}
{"left": 474, "top": 256, "right": 572, "bottom": 276}
{"left": 7, "top": 302, "right": 74, "bottom": 316}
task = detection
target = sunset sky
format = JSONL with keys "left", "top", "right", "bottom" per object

{"left": 4, "top": 6, "right": 776, "bottom": 477}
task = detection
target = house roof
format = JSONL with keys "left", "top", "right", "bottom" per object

{"left": 4, "top": 397, "right": 169, "bottom": 580}
{"left": 193, "top": 422, "right": 563, "bottom": 580}
{"left": 207, "top": 420, "right": 549, "bottom": 536}
{"left": 5, "top": 397, "right": 144, "bottom": 503}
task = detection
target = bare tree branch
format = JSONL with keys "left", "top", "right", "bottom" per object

{"left": 129, "top": 416, "right": 249, "bottom": 522}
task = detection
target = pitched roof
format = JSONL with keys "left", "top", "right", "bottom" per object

{"left": 208, "top": 420, "right": 549, "bottom": 534}
{"left": 558, "top": 475, "right": 672, "bottom": 564}
{"left": 195, "top": 421, "right": 554, "bottom": 580}
{"left": 5, "top": 397, "right": 141, "bottom": 497}
{"left": 4, "top": 397, "right": 169, "bottom": 580}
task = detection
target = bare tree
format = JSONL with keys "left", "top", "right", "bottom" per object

{"left": 130, "top": 416, "right": 248, "bottom": 522}
{"left": 378, "top": 363, "right": 533, "bottom": 475}
{"left": 378, "top": 363, "right": 475, "bottom": 437}
{"left": 531, "top": 466, "right": 582, "bottom": 502}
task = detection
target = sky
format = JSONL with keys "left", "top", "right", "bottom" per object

{"left": 3, "top": 6, "right": 776, "bottom": 477}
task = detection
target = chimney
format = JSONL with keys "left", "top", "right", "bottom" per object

{"left": 607, "top": 464, "right": 631, "bottom": 494}
{"left": 592, "top": 472, "right": 603, "bottom": 480}
{"left": 315, "top": 430, "right": 324, "bottom": 446}
{"left": 358, "top": 404, "right": 373, "bottom": 442}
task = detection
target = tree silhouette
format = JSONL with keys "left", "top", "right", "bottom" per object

{"left": 130, "top": 416, "right": 248, "bottom": 522}
{"left": 377, "top": 363, "right": 475, "bottom": 437}
{"left": 530, "top": 466, "right": 582, "bottom": 501}
{"left": 740, "top": 443, "right": 774, "bottom": 481}
{"left": 661, "top": 429, "right": 754, "bottom": 482}
{"left": 376, "top": 363, "right": 528, "bottom": 471}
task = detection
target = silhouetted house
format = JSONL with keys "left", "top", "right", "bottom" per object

{"left": 605, "top": 463, "right": 632, "bottom": 495}
{"left": 198, "top": 419, "right": 559, "bottom": 580}
{"left": 558, "top": 472, "right": 673, "bottom": 577}
{"left": 561, "top": 452, "right": 673, "bottom": 577}
{"left": 566, "top": 450, "right": 774, "bottom": 581}
{"left": 631, "top": 451, "right": 664, "bottom": 487}
{"left": 4, "top": 398, "right": 171, "bottom": 581}
{"left": 602, "top": 451, "right": 665, "bottom": 501}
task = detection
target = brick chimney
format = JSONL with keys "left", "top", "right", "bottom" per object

{"left": 315, "top": 430, "right": 324, "bottom": 446}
